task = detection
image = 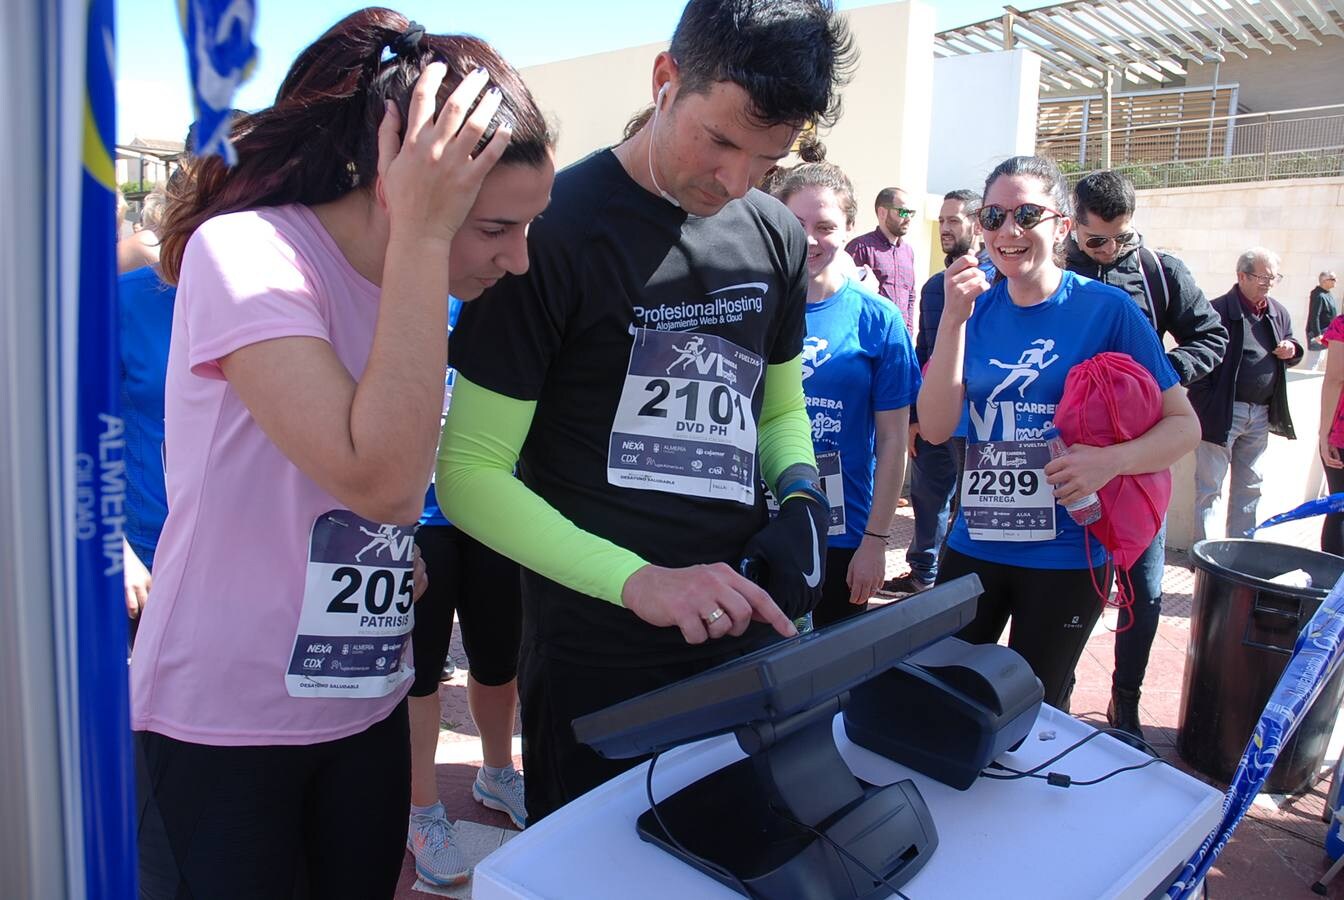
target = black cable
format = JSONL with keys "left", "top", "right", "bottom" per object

{"left": 768, "top": 803, "right": 913, "bottom": 900}
{"left": 645, "top": 751, "right": 761, "bottom": 900}
{"left": 980, "top": 727, "right": 1169, "bottom": 787}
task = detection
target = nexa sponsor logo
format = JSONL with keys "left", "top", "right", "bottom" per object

{"left": 631, "top": 282, "right": 768, "bottom": 330}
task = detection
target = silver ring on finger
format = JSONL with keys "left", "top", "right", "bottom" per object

{"left": 704, "top": 607, "right": 725, "bottom": 625}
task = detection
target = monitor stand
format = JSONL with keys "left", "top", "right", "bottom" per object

{"left": 635, "top": 695, "right": 938, "bottom": 900}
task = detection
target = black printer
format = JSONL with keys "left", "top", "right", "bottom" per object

{"left": 844, "top": 637, "right": 1044, "bottom": 790}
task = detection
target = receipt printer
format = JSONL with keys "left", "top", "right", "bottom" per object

{"left": 843, "top": 637, "right": 1044, "bottom": 790}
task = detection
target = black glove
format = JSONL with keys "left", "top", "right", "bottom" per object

{"left": 741, "top": 495, "right": 828, "bottom": 620}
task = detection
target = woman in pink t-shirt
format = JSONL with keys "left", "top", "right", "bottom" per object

{"left": 1318, "top": 315, "right": 1344, "bottom": 555}
{"left": 131, "top": 9, "right": 555, "bottom": 899}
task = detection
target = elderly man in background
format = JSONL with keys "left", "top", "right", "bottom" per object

{"left": 1189, "top": 248, "right": 1303, "bottom": 544}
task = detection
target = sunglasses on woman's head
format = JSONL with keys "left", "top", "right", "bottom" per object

{"left": 1082, "top": 232, "right": 1137, "bottom": 250}
{"left": 976, "top": 203, "right": 1064, "bottom": 232}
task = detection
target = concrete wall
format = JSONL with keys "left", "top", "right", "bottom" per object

{"left": 519, "top": 1, "right": 939, "bottom": 288}
{"left": 1182, "top": 41, "right": 1344, "bottom": 113}
{"left": 1138, "top": 177, "right": 1344, "bottom": 549}
{"left": 928, "top": 50, "right": 1041, "bottom": 197}
{"left": 1138, "top": 177, "right": 1343, "bottom": 334}
{"left": 520, "top": 41, "right": 665, "bottom": 169}
{"left": 828, "top": 1, "right": 934, "bottom": 238}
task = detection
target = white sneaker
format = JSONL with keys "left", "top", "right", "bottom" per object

{"left": 407, "top": 803, "right": 469, "bottom": 886}
{"left": 473, "top": 766, "right": 526, "bottom": 829}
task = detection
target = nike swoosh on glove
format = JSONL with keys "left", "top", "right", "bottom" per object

{"left": 741, "top": 496, "right": 828, "bottom": 620}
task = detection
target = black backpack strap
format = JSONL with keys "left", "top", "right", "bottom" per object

{"left": 1136, "top": 246, "right": 1169, "bottom": 334}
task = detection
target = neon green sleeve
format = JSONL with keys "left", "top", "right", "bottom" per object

{"left": 435, "top": 377, "right": 647, "bottom": 606}
{"left": 757, "top": 355, "right": 818, "bottom": 492}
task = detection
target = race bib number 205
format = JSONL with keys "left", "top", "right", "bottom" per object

{"left": 285, "top": 510, "right": 416, "bottom": 699}
{"left": 608, "top": 328, "right": 764, "bottom": 505}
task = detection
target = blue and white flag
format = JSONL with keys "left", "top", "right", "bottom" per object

{"left": 1248, "top": 493, "right": 1344, "bottom": 536}
{"left": 1166, "top": 572, "right": 1344, "bottom": 898}
{"left": 69, "top": 0, "right": 137, "bottom": 895}
{"left": 178, "top": 0, "right": 257, "bottom": 163}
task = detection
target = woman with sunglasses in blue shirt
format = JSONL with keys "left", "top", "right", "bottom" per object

{"left": 916, "top": 155, "right": 1200, "bottom": 710}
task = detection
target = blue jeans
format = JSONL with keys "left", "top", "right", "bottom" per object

{"left": 1194, "top": 401, "right": 1270, "bottom": 542}
{"left": 906, "top": 435, "right": 961, "bottom": 583}
{"left": 1112, "top": 519, "right": 1167, "bottom": 693}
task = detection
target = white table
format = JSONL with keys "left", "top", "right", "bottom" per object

{"left": 474, "top": 707, "right": 1222, "bottom": 899}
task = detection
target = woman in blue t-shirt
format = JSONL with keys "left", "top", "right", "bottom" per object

{"left": 917, "top": 156, "right": 1200, "bottom": 708}
{"left": 774, "top": 162, "right": 921, "bottom": 628}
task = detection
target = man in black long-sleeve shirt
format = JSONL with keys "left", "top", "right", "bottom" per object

{"left": 1065, "top": 171, "right": 1229, "bottom": 746}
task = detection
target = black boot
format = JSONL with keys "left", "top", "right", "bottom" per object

{"left": 1107, "top": 687, "right": 1147, "bottom": 749}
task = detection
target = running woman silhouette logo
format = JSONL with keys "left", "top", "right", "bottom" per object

{"left": 667, "top": 336, "right": 708, "bottom": 374}
{"left": 354, "top": 524, "right": 414, "bottom": 563}
{"left": 970, "top": 338, "right": 1063, "bottom": 442}
{"left": 987, "top": 339, "right": 1059, "bottom": 404}
{"left": 800, "top": 336, "right": 833, "bottom": 381}
{"left": 664, "top": 334, "right": 740, "bottom": 385}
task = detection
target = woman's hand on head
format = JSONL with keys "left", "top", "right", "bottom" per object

{"left": 377, "top": 63, "right": 513, "bottom": 247}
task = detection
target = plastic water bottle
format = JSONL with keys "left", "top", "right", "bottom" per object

{"left": 1043, "top": 427, "right": 1102, "bottom": 526}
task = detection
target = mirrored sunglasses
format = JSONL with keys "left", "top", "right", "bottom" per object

{"left": 977, "top": 203, "right": 1064, "bottom": 232}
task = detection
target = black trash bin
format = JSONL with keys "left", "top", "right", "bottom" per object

{"left": 1177, "top": 539, "right": 1344, "bottom": 795}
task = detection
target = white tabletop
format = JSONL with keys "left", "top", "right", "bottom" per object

{"left": 474, "top": 706, "right": 1223, "bottom": 900}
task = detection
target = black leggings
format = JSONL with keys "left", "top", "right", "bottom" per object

{"left": 938, "top": 549, "right": 1111, "bottom": 708}
{"left": 409, "top": 524, "right": 523, "bottom": 694}
{"left": 1323, "top": 462, "right": 1344, "bottom": 557}
{"left": 136, "top": 700, "right": 410, "bottom": 900}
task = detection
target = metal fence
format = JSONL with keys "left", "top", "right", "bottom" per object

{"left": 1038, "top": 104, "right": 1344, "bottom": 189}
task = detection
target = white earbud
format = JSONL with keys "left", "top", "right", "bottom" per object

{"left": 649, "top": 83, "right": 680, "bottom": 208}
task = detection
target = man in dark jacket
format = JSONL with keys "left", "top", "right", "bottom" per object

{"left": 1190, "top": 248, "right": 1302, "bottom": 548}
{"left": 1066, "top": 170, "right": 1229, "bottom": 745}
{"left": 886, "top": 189, "right": 992, "bottom": 595}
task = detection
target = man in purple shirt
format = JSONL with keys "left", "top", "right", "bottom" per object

{"left": 845, "top": 186, "right": 917, "bottom": 332}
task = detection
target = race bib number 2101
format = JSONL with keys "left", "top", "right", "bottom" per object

{"left": 608, "top": 328, "right": 764, "bottom": 505}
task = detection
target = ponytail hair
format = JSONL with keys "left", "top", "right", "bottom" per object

{"left": 159, "top": 7, "right": 553, "bottom": 284}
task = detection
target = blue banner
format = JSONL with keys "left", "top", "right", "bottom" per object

{"left": 179, "top": 0, "right": 257, "bottom": 162}
{"left": 1249, "top": 493, "right": 1344, "bottom": 536}
{"left": 74, "top": 0, "right": 137, "bottom": 895}
{"left": 1166, "top": 572, "right": 1344, "bottom": 898}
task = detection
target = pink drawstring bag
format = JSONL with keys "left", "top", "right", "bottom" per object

{"left": 1053, "top": 352, "right": 1172, "bottom": 628}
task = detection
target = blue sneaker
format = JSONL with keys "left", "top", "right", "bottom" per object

{"left": 407, "top": 803, "right": 469, "bottom": 886}
{"left": 473, "top": 766, "right": 526, "bottom": 829}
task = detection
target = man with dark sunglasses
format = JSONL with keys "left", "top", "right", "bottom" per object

{"left": 1064, "top": 170, "right": 1228, "bottom": 748}
{"left": 846, "top": 186, "right": 918, "bottom": 332}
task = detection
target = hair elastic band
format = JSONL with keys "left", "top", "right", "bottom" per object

{"left": 389, "top": 22, "right": 425, "bottom": 58}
